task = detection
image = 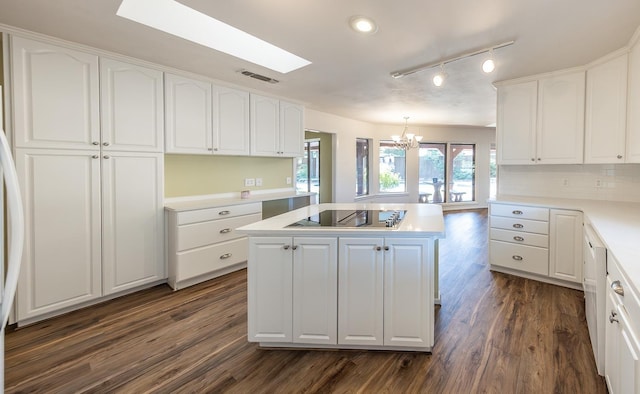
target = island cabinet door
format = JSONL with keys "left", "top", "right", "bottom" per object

{"left": 338, "top": 237, "right": 384, "bottom": 346}
{"left": 292, "top": 237, "right": 338, "bottom": 345}
{"left": 247, "top": 237, "right": 293, "bottom": 343}
{"left": 384, "top": 238, "right": 434, "bottom": 348}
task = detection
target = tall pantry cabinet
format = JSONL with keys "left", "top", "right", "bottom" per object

{"left": 10, "top": 36, "right": 164, "bottom": 323}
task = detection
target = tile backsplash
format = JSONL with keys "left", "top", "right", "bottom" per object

{"left": 498, "top": 164, "right": 640, "bottom": 202}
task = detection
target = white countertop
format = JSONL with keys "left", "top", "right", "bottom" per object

{"left": 236, "top": 203, "right": 445, "bottom": 237}
{"left": 164, "top": 191, "right": 315, "bottom": 212}
{"left": 492, "top": 195, "right": 640, "bottom": 296}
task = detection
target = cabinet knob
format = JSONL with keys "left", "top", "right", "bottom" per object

{"left": 103, "top": 155, "right": 110, "bottom": 159}
{"left": 92, "top": 141, "right": 100, "bottom": 146}
{"left": 609, "top": 310, "right": 619, "bottom": 324}
{"left": 283, "top": 245, "right": 290, "bottom": 250}
{"left": 220, "top": 253, "right": 232, "bottom": 260}
{"left": 537, "top": 158, "right": 541, "bottom": 161}
{"left": 384, "top": 246, "right": 390, "bottom": 251}
{"left": 617, "top": 155, "right": 623, "bottom": 159}
{"left": 611, "top": 280, "right": 624, "bottom": 296}
{"left": 103, "top": 142, "right": 110, "bottom": 146}
{"left": 375, "top": 246, "right": 382, "bottom": 251}
{"left": 512, "top": 223, "right": 524, "bottom": 229}
{"left": 92, "top": 155, "right": 99, "bottom": 159}
{"left": 513, "top": 236, "right": 524, "bottom": 242}
{"left": 214, "top": 148, "right": 218, "bottom": 151}
{"left": 292, "top": 245, "right": 298, "bottom": 250}
{"left": 512, "top": 255, "right": 523, "bottom": 261}
{"left": 207, "top": 148, "right": 213, "bottom": 151}
{"left": 219, "top": 228, "right": 232, "bottom": 234}
{"left": 530, "top": 158, "right": 535, "bottom": 162}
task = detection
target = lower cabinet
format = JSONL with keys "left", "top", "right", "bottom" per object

{"left": 248, "top": 236, "right": 434, "bottom": 350}
{"left": 548, "top": 209, "right": 583, "bottom": 283}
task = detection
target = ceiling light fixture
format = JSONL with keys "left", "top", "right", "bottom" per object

{"left": 482, "top": 49, "right": 495, "bottom": 73}
{"left": 349, "top": 16, "right": 378, "bottom": 34}
{"left": 390, "top": 40, "right": 515, "bottom": 79}
{"left": 116, "top": 0, "right": 311, "bottom": 74}
{"left": 433, "top": 64, "right": 445, "bottom": 87}
{"left": 391, "top": 117, "right": 423, "bottom": 150}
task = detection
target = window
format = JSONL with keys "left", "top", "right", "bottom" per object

{"left": 296, "top": 140, "right": 320, "bottom": 198}
{"left": 356, "top": 138, "right": 369, "bottom": 196}
{"left": 419, "top": 142, "right": 476, "bottom": 203}
{"left": 379, "top": 141, "right": 406, "bottom": 193}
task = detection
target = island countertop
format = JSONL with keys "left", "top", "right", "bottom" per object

{"left": 236, "top": 203, "right": 445, "bottom": 237}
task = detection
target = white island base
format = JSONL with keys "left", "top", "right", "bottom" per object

{"left": 237, "top": 203, "right": 445, "bottom": 353}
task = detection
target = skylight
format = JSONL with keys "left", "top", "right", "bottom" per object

{"left": 116, "top": 0, "right": 312, "bottom": 74}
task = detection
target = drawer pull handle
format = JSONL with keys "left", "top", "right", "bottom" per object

{"left": 609, "top": 311, "right": 619, "bottom": 324}
{"left": 512, "top": 255, "right": 523, "bottom": 261}
{"left": 219, "top": 210, "right": 231, "bottom": 215}
{"left": 512, "top": 210, "right": 523, "bottom": 215}
{"left": 513, "top": 236, "right": 524, "bottom": 242}
{"left": 220, "top": 228, "right": 232, "bottom": 234}
{"left": 513, "top": 224, "right": 524, "bottom": 229}
{"left": 220, "top": 253, "right": 232, "bottom": 259}
{"left": 611, "top": 280, "right": 624, "bottom": 296}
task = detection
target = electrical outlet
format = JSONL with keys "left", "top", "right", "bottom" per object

{"left": 256, "top": 178, "right": 263, "bottom": 187}
{"left": 244, "top": 178, "right": 255, "bottom": 187}
{"left": 286, "top": 177, "right": 292, "bottom": 185}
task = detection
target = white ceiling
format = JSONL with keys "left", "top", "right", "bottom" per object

{"left": 1, "top": 0, "right": 640, "bottom": 128}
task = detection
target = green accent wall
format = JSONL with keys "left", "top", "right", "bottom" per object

{"left": 305, "top": 130, "right": 333, "bottom": 203}
{"left": 165, "top": 154, "right": 294, "bottom": 198}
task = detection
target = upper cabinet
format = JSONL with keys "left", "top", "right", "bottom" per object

{"left": 213, "top": 86, "right": 250, "bottom": 155}
{"left": 497, "top": 71, "right": 585, "bottom": 165}
{"left": 585, "top": 53, "right": 628, "bottom": 163}
{"left": 250, "top": 94, "right": 304, "bottom": 157}
{"left": 627, "top": 37, "right": 640, "bottom": 163}
{"left": 11, "top": 36, "right": 100, "bottom": 150}
{"left": 100, "top": 58, "right": 164, "bottom": 152}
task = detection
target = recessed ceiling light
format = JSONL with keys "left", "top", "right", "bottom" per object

{"left": 349, "top": 16, "right": 378, "bottom": 34}
{"left": 117, "top": 0, "right": 311, "bottom": 74}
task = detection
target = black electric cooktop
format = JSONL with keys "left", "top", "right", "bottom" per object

{"left": 285, "top": 209, "right": 407, "bottom": 228}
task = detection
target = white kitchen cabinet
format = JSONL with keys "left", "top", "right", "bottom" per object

{"left": 585, "top": 53, "right": 628, "bottom": 164}
{"left": 497, "top": 81, "right": 538, "bottom": 165}
{"left": 11, "top": 36, "right": 100, "bottom": 150}
{"left": 250, "top": 94, "right": 304, "bottom": 157}
{"left": 213, "top": 85, "right": 251, "bottom": 155}
{"left": 604, "top": 255, "right": 640, "bottom": 394}
{"left": 549, "top": 209, "right": 583, "bottom": 283}
{"left": 496, "top": 71, "right": 585, "bottom": 165}
{"left": 248, "top": 237, "right": 337, "bottom": 344}
{"left": 536, "top": 71, "right": 585, "bottom": 164}
{"left": 100, "top": 58, "right": 164, "bottom": 152}
{"left": 15, "top": 149, "right": 102, "bottom": 321}
{"left": 164, "top": 73, "right": 212, "bottom": 154}
{"left": 338, "top": 237, "right": 384, "bottom": 346}
{"left": 627, "top": 37, "right": 640, "bottom": 163}
{"left": 102, "top": 152, "right": 164, "bottom": 295}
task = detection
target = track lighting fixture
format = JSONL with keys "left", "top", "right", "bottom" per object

{"left": 433, "top": 64, "right": 445, "bottom": 87}
{"left": 482, "top": 49, "right": 495, "bottom": 73}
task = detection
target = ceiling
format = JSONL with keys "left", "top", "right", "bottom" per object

{"left": 1, "top": 0, "right": 640, "bottom": 128}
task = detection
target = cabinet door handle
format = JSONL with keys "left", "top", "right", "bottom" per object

{"left": 530, "top": 158, "right": 535, "bottom": 162}
{"left": 512, "top": 255, "right": 523, "bottom": 261}
{"left": 375, "top": 246, "right": 382, "bottom": 251}
{"left": 513, "top": 236, "right": 524, "bottom": 242}
{"left": 283, "top": 245, "right": 290, "bottom": 250}
{"left": 617, "top": 155, "right": 623, "bottom": 159}
{"left": 207, "top": 148, "right": 213, "bottom": 151}
{"left": 383, "top": 246, "right": 389, "bottom": 251}
{"left": 103, "top": 155, "right": 110, "bottom": 159}
{"left": 292, "top": 245, "right": 298, "bottom": 250}
{"left": 219, "top": 228, "right": 232, "bottom": 234}
{"left": 611, "top": 280, "right": 624, "bottom": 296}
{"left": 609, "top": 311, "right": 619, "bottom": 324}
{"left": 92, "top": 141, "right": 100, "bottom": 146}
{"left": 220, "top": 253, "right": 232, "bottom": 260}
{"left": 218, "top": 210, "right": 230, "bottom": 216}
{"left": 512, "top": 223, "right": 523, "bottom": 229}
{"left": 92, "top": 155, "right": 99, "bottom": 159}
{"left": 103, "top": 142, "right": 110, "bottom": 146}
{"left": 512, "top": 210, "right": 523, "bottom": 215}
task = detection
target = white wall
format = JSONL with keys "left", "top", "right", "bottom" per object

{"left": 306, "top": 108, "right": 497, "bottom": 209}
{"left": 498, "top": 164, "right": 640, "bottom": 203}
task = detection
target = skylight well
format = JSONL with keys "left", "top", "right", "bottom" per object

{"left": 117, "top": 0, "right": 311, "bottom": 74}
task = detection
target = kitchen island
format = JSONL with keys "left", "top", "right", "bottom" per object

{"left": 237, "top": 203, "right": 445, "bottom": 352}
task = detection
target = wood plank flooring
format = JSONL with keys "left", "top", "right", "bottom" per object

{"left": 5, "top": 209, "right": 607, "bottom": 393}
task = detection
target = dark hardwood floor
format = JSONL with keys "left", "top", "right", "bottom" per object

{"left": 5, "top": 209, "right": 607, "bottom": 393}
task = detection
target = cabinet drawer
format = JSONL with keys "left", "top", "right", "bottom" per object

{"left": 177, "top": 202, "right": 261, "bottom": 225}
{"left": 608, "top": 255, "right": 640, "bottom": 333}
{"left": 490, "top": 228, "right": 549, "bottom": 248}
{"left": 177, "top": 213, "right": 261, "bottom": 251}
{"left": 491, "top": 204, "right": 549, "bottom": 221}
{"left": 490, "top": 216, "right": 549, "bottom": 235}
{"left": 176, "top": 238, "right": 248, "bottom": 281}
{"left": 490, "top": 240, "right": 549, "bottom": 276}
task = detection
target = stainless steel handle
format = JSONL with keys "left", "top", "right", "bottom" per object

{"left": 292, "top": 245, "right": 298, "bottom": 250}
{"left": 513, "top": 223, "right": 524, "bottom": 229}
{"left": 92, "top": 141, "right": 100, "bottom": 145}
{"left": 617, "top": 155, "right": 623, "bottom": 159}
{"left": 530, "top": 158, "right": 535, "bottom": 162}
{"left": 512, "top": 255, "right": 523, "bottom": 261}
{"left": 103, "top": 142, "right": 110, "bottom": 146}
{"left": 512, "top": 210, "right": 523, "bottom": 215}
{"left": 92, "top": 155, "right": 99, "bottom": 159}
{"left": 609, "top": 311, "right": 619, "bottom": 324}
{"left": 383, "top": 246, "right": 389, "bottom": 251}
{"left": 219, "top": 210, "right": 230, "bottom": 216}
{"left": 611, "top": 280, "right": 624, "bottom": 296}
{"left": 220, "top": 253, "right": 232, "bottom": 259}
{"left": 103, "top": 155, "right": 110, "bottom": 159}
{"left": 207, "top": 148, "right": 213, "bottom": 151}
{"left": 219, "top": 228, "right": 232, "bottom": 234}
{"left": 283, "top": 245, "right": 290, "bottom": 250}
{"left": 513, "top": 236, "right": 524, "bottom": 242}
{"left": 537, "top": 158, "right": 541, "bottom": 161}
{"left": 375, "top": 246, "right": 382, "bottom": 251}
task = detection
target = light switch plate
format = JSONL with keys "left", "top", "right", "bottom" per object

{"left": 256, "top": 178, "right": 263, "bottom": 186}
{"left": 245, "top": 178, "right": 255, "bottom": 186}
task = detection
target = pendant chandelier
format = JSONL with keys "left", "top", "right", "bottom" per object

{"left": 391, "top": 117, "right": 422, "bottom": 150}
